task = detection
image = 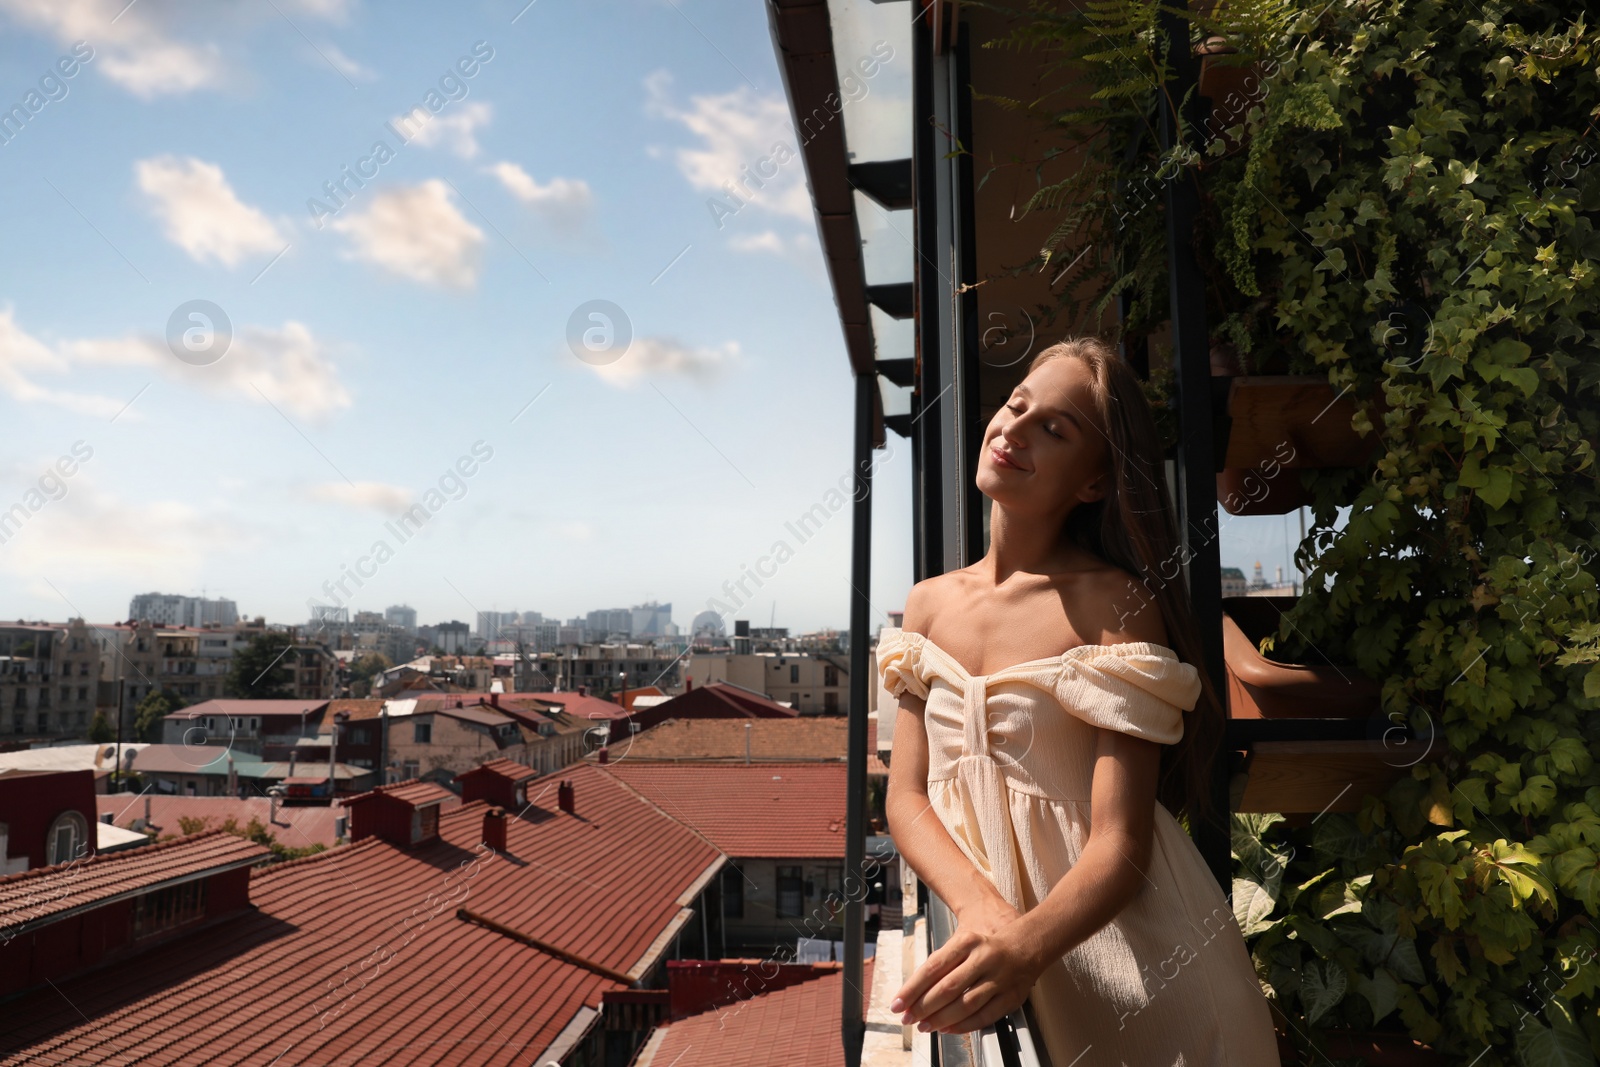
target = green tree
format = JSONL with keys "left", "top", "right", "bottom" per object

{"left": 86, "top": 710, "right": 114, "bottom": 744}
{"left": 225, "top": 633, "right": 297, "bottom": 698}
{"left": 132, "top": 689, "right": 183, "bottom": 743}
{"left": 347, "top": 652, "right": 393, "bottom": 697}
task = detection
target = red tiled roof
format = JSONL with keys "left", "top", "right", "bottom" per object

{"left": 647, "top": 683, "right": 800, "bottom": 719}
{"left": 602, "top": 763, "right": 848, "bottom": 858}
{"left": 343, "top": 779, "right": 455, "bottom": 808}
{"left": 587, "top": 717, "right": 886, "bottom": 775}
{"left": 526, "top": 692, "right": 635, "bottom": 722}
{"left": 634, "top": 959, "right": 875, "bottom": 1067}
{"left": 0, "top": 830, "right": 269, "bottom": 935}
{"left": 95, "top": 795, "right": 344, "bottom": 849}
{"left": 455, "top": 758, "right": 539, "bottom": 785}
{"left": 325, "top": 698, "right": 386, "bottom": 721}
{"left": 0, "top": 764, "right": 724, "bottom": 1066}
{"left": 423, "top": 703, "right": 521, "bottom": 728}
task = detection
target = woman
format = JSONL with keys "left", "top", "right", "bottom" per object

{"left": 881, "top": 337, "right": 1280, "bottom": 1066}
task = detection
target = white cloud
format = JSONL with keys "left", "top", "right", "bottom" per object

{"left": 644, "top": 69, "right": 810, "bottom": 221}
{"left": 728, "top": 230, "right": 816, "bottom": 258}
{"left": 289, "top": 0, "right": 357, "bottom": 20}
{"left": 0, "top": 0, "right": 224, "bottom": 99}
{"left": 135, "top": 156, "right": 287, "bottom": 267}
{"left": 308, "top": 482, "right": 412, "bottom": 513}
{"left": 0, "top": 307, "right": 352, "bottom": 422}
{"left": 486, "top": 161, "right": 592, "bottom": 233}
{"left": 396, "top": 101, "right": 492, "bottom": 159}
{"left": 588, "top": 336, "right": 741, "bottom": 389}
{"left": 330, "top": 180, "right": 485, "bottom": 289}
{"left": 0, "top": 0, "right": 351, "bottom": 98}
{"left": 320, "top": 43, "right": 376, "bottom": 83}
{"left": 0, "top": 309, "right": 126, "bottom": 418}
{"left": 0, "top": 473, "right": 250, "bottom": 593}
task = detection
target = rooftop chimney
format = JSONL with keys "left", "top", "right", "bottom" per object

{"left": 558, "top": 779, "right": 574, "bottom": 814}
{"left": 577, "top": 685, "right": 589, "bottom": 697}
{"left": 483, "top": 806, "right": 506, "bottom": 852}
{"left": 489, "top": 692, "right": 500, "bottom": 708}
{"left": 597, "top": 746, "right": 608, "bottom": 764}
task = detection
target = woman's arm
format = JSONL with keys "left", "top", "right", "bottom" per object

{"left": 885, "top": 688, "right": 1016, "bottom": 920}
{"left": 884, "top": 582, "right": 1015, "bottom": 921}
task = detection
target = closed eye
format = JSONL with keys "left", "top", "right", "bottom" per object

{"left": 1007, "top": 401, "right": 1063, "bottom": 439}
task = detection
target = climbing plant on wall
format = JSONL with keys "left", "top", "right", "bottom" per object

{"left": 987, "top": 0, "right": 1600, "bottom": 1061}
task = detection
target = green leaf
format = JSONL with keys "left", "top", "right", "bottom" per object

{"left": 1301, "top": 959, "right": 1347, "bottom": 1025}
{"left": 1514, "top": 997, "right": 1597, "bottom": 1067}
{"left": 1233, "top": 877, "right": 1278, "bottom": 937}
{"left": 1356, "top": 967, "right": 1399, "bottom": 1025}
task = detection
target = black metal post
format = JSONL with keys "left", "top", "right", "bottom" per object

{"left": 113, "top": 677, "right": 124, "bottom": 791}
{"left": 842, "top": 369, "right": 875, "bottom": 1066}
{"left": 1157, "top": 0, "right": 1231, "bottom": 890}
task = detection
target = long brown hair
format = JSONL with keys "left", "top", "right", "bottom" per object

{"left": 1023, "top": 337, "right": 1224, "bottom": 830}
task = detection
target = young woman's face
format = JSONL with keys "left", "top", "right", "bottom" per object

{"left": 976, "top": 356, "right": 1111, "bottom": 515}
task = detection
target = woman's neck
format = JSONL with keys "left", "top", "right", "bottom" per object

{"left": 980, "top": 501, "right": 1102, "bottom": 586}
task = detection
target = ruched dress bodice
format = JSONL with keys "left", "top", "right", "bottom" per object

{"left": 877, "top": 627, "right": 1280, "bottom": 1067}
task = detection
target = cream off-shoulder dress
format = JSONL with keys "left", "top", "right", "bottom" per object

{"left": 877, "top": 627, "right": 1280, "bottom": 1067}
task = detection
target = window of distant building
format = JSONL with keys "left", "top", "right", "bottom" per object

{"left": 722, "top": 865, "right": 744, "bottom": 919}
{"left": 824, "top": 666, "right": 838, "bottom": 687}
{"left": 402, "top": 760, "right": 419, "bottom": 779}
{"left": 790, "top": 665, "right": 799, "bottom": 684}
{"left": 46, "top": 811, "right": 88, "bottom": 866}
{"left": 776, "top": 865, "right": 803, "bottom": 918}
{"left": 414, "top": 722, "right": 432, "bottom": 744}
{"left": 131, "top": 881, "right": 206, "bottom": 939}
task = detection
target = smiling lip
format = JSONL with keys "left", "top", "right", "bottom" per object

{"left": 990, "top": 446, "right": 1027, "bottom": 471}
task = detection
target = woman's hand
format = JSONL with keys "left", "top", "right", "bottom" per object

{"left": 890, "top": 894, "right": 1050, "bottom": 1036}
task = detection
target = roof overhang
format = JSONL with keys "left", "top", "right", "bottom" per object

{"left": 767, "top": 0, "right": 890, "bottom": 446}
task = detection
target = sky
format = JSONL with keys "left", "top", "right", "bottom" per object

{"left": 0, "top": 0, "right": 1311, "bottom": 636}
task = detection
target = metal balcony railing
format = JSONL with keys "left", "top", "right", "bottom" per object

{"left": 925, "top": 891, "right": 1054, "bottom": 1067}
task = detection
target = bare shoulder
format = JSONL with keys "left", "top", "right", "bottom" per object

{"left": 1075, "top": 567, "right": 1169, "bottom": 647}
{"left": 899, "top": 574, "right": 950, "bottom": 635}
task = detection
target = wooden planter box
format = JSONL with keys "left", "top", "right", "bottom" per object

{"left": 1320, "top": 1030, "right": 1447, "bottom": 1065}
{"left": 1275, "top": 1010, "right": 1446, "bottom": 1064}
{"left": 1223, "top": 596, "right": 1415, "bottom": 815}
{"left": 1195, "top": 38, "right": 1267, "bottom": 154}
{"left": 1223, "top": 596, "right": 1380, "bottom": 720}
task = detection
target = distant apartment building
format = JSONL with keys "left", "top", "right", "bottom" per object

{"left": 528, "top": 643, "right": 685, "bottom": 697}
{"left": 1220, "top": 566, "right": 1249, "bottom": 598}
{"left": 95, "top": 622, "right": 236, "bottom": 710}
{"left": 127, "top": 592, "right": 238, "bottom": 628}
{"left": 307, "top": 605, "right": 349, "bottom": 631}
{"left": 585, "top": 608, "right": 633, "bottom": 640}
{"left": 434, "top": 620, "right": 471, "bottom": 653}
{"left": 291, "top": 637, "right": 339, "bottom": 700}
{"left": 631, "top": 601, "right": 673, "bottom": 638}
{"left": 686, "top": 650, "right": 848, "bottom": 715}
{"left": 475, "top": 611, "right": 520, "bottom": 643}
{"left": 384, "top": 604, "right": 417, "bottom": 634}
{"left": 0, "top": 620, "right": 99, "bottom": 738}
